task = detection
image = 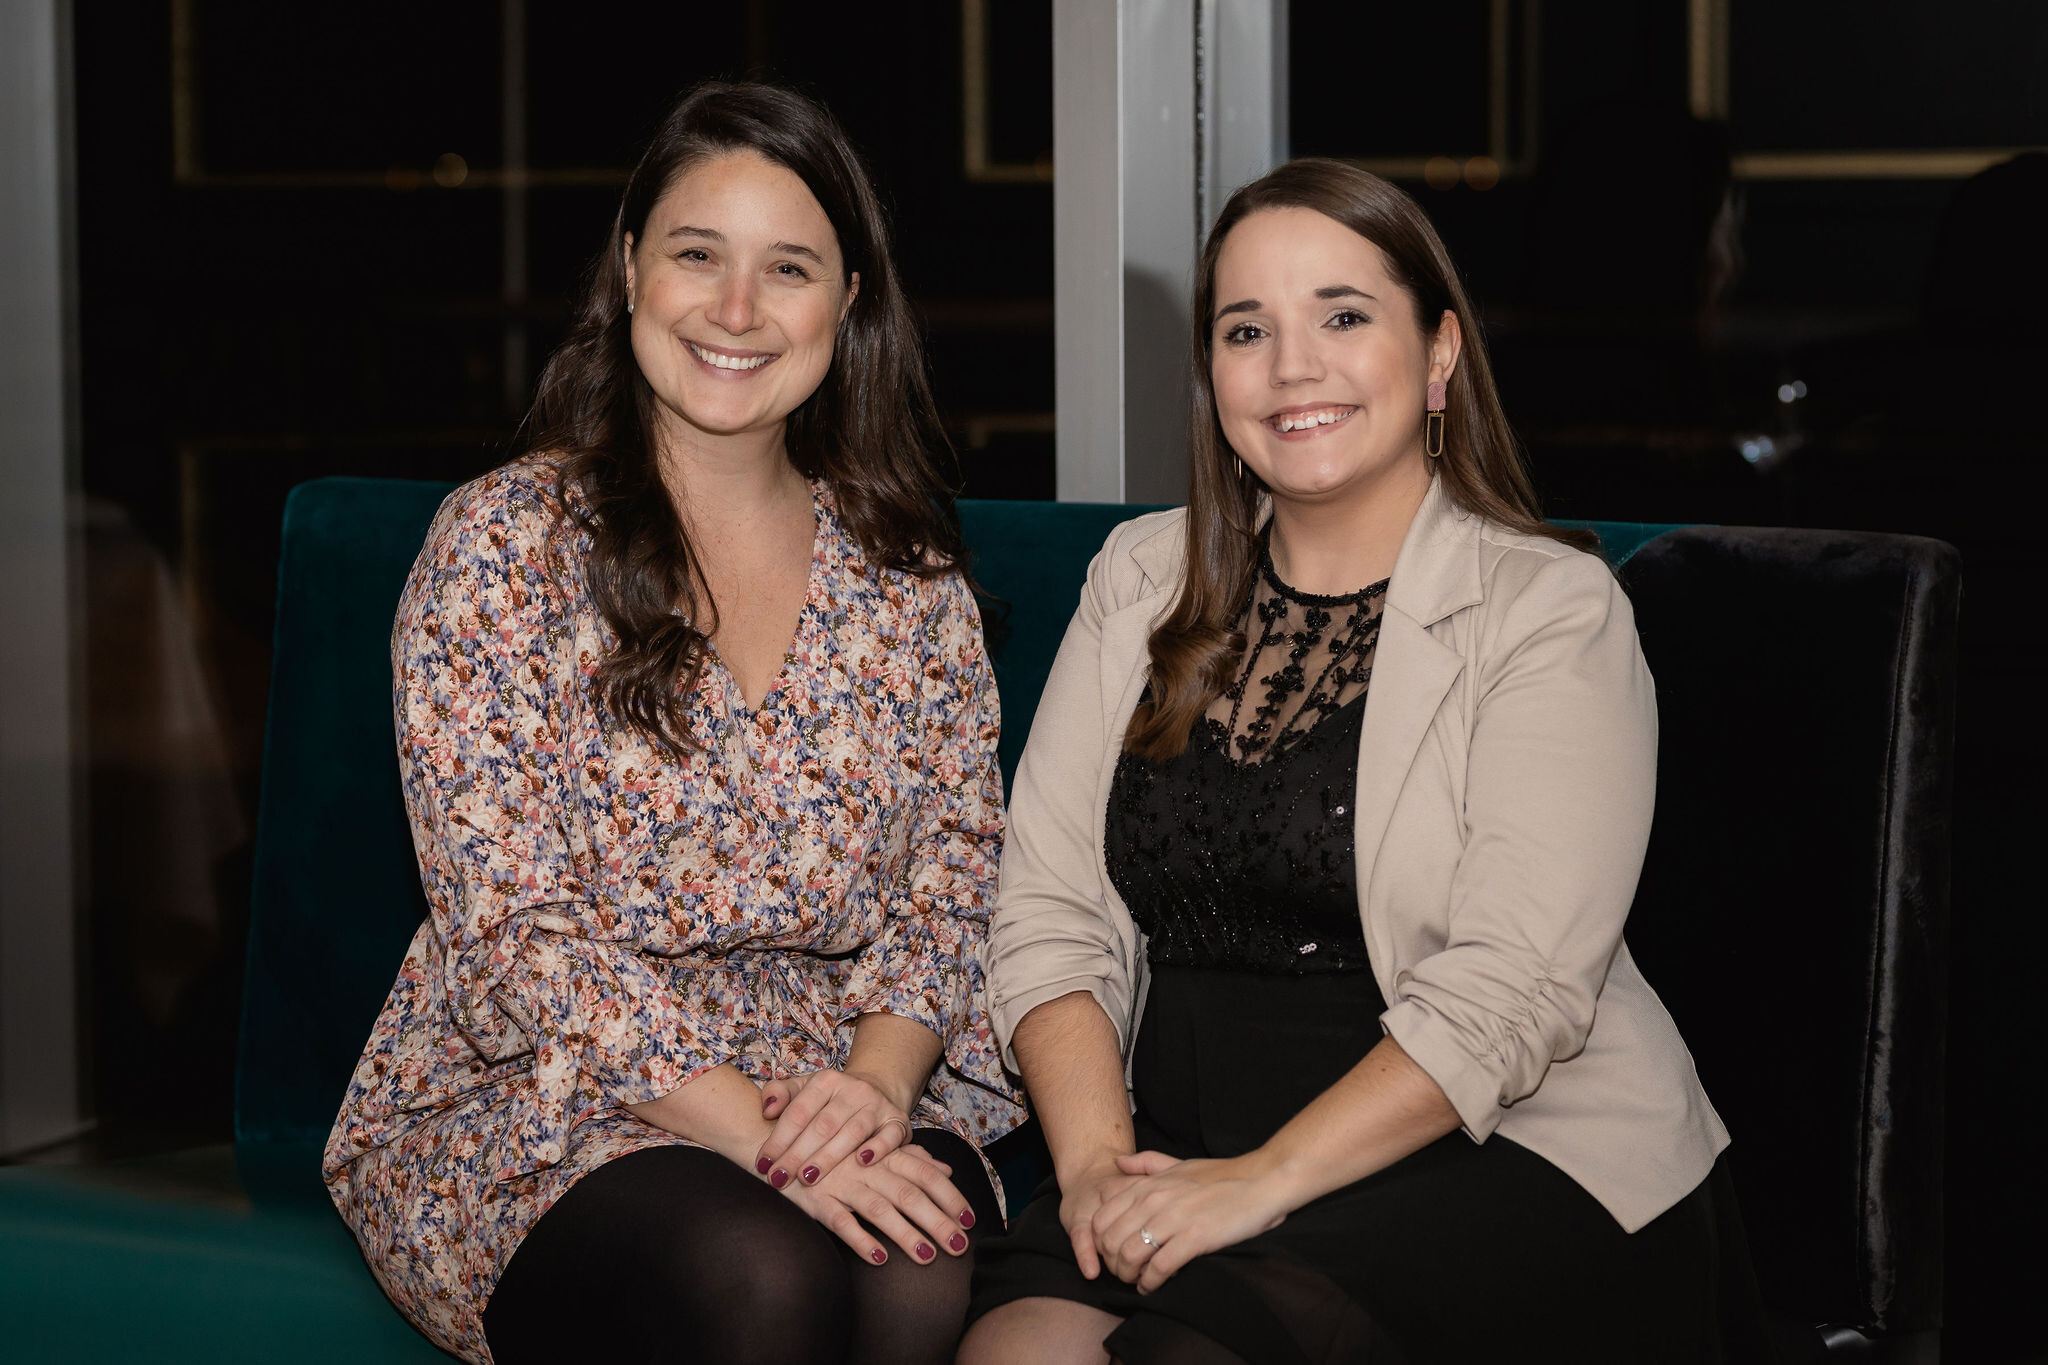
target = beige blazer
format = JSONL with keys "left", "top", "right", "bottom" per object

{"left": 987, "top": 477, "right": 1729, "bottom": 1232}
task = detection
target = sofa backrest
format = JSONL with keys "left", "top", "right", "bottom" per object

{"left": 235, "top": 476, "right": 1678, "bottom": 1145}
{"left": 1619, "top": 526, "right": 1958, "bottom": 1341}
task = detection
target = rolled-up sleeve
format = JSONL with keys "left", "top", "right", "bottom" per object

{"left": 987, "top": 529, "right": 1146, "bottom": 1069}
{"left": 397, "top": 492, "right": 730, "bottom": 1180}
{"left": 1378, "top": 551, "right": 1658, "bottom": 1140}
{"left": 839, "top": 571, "right": 1004, "bottom": 1054}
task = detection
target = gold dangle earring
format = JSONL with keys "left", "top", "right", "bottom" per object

{"left": 1425, "top": 380, "right": 1447, "bottom": 458}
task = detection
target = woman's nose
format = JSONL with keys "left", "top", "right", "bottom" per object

{"left": 1268, "top": 330, "right": 1324, "bottom": 385}
{"left": 713, "top": 274, "right": 759, "bottom": 335}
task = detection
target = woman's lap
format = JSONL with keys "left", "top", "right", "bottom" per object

{"left": 485, "top": 1127, "right": 1002, "bottom": 1365}
{"left": 971, "top": 1133, "right": 1731, "bottom": 1365}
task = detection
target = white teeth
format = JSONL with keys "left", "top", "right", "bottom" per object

{"left": 1274, "top": 408, "right": 1350, "bottom": 432}
{"left": 688, "top": 342, "right": 773, "bottom": 371}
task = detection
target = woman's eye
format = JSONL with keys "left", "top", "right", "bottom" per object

{"left": 1329, "top": 309, "right": 1369, "bottom": 329}
{"left": 1222, "top": 323, "right": 1265, "bottom": 346}
{"left": 774, "top": 262, "right": 811, "bottom": 279}
{"left": 677, "top": 248, "right": 710, "bottom": 263}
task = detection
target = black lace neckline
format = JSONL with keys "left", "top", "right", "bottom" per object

{"left": 1212, "top": 547, "right": 1389, "bottom": 765}
{"left": 1255, "top": 543, "right": 1391, "bottom": 608}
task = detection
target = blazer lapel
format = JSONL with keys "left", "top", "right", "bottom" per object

{"left": 1350, "top": 606, "right": 1464, "bottom": 908}
{"left": 1351, "top": 480, "right": 1482, "bottom": 967}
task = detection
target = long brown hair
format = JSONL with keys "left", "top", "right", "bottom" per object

{"left": 1126, "top": 158, "right": 1593, "bottom": 760}
{"left": 514, "top": 81, "right": 964, "bottom": 755}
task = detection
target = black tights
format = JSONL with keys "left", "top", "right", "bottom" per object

{"left": 483, "top": 1129, "right": 1004, "bottom": 1365}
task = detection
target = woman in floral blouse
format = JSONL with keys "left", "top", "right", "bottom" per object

{"left": 323, "top": 82, "right": 1025, "bottom": 1365}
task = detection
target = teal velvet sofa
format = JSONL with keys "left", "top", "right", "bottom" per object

{"left": 0, "top": 477, "right": 1724, "bottom": 1360}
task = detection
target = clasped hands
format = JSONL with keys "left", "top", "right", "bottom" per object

{"left": 1061, "top": 1150, "right": 1289, "bottom": 1295}
{"left": 754, "top": 1068, "right": 976, "bottom": 1268}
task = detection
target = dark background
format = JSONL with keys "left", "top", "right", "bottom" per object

{"left": 65, "top": 3, "right": 2045, "bottom": 1358}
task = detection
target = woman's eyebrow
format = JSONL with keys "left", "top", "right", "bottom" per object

{"left": 1216, "top": 284, "right": 1377, "bottom": 320}
{"left": 772, "top": 241, "right": 826, "bottom": 265}
{"left": 664, "top": 225, "right": 824, "bottom": 266}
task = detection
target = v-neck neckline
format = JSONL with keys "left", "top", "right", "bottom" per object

{"left": 705, "top": 482, "right": 828, "bottom": 721}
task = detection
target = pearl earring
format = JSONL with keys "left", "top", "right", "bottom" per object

{"left": 626, "top": 300, "right": 635, "bottom": 315}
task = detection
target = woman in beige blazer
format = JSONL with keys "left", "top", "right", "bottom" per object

{"left": 960, "top": 161, "right": 1768, "bottom": 1364}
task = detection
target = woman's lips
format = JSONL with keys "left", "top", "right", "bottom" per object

{"left": 686, "top": 340, "right": 778, "bottom": 374}
{"left": 1263, "top": 404, "right": 1358, "bottom": 439}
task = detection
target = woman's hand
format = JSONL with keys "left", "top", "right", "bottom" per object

{"left": 1055, "top": 1153, "right": 1148, "bottom": 1281}
{"left": 778, "top": 1140, "right": 978, "bottom": 1267}
{"left": 753, "top": 1068, "right": 918, "bottom": 1191}
{"left": 1092, "top": 1151, "right": 1289, "bottom": 1293}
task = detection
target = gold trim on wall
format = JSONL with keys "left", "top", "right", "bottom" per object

{"left": 1733, "top": 148, "right": 2044, "bottom": 180}
{"left": 1345, "top": 0, "right": 1533, "bottom": 183}
{"left": 1690, "top": 0, "right": 2043, "bottom": 178}
{"left": 962, "top": 0, "right": 1052, "bottom": 184}
{"left": 958, "top": 411, "right": 1056, "bottom": 450}
{"left": 1687, "top": 0, "right": 1729, "bottom": 121}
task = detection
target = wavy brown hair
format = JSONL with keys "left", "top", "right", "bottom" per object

{"left": 514, "top": 81, "right": 964, "bottom": 755}
{"left": 1126, "top": 158, "right": 1595, "bottom": 761}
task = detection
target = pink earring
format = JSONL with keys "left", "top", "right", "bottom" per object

{"left": 1425, "top": 380, "right": 1447, "bottom": 458}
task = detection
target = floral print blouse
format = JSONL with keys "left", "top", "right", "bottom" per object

{"left": 323, "top": 462, "right": 1026, "bottom": 1363}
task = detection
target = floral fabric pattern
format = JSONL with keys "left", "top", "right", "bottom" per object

{"left": 323, "top": 462, "right": 1025, "bottom": 1363}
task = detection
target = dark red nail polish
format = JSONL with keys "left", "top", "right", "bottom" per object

{"left": 770, "top": 1169, "right": 789, "bottom": 1189}
{"left": 959, "top": 1209, "right": 975, "bottom": 1229}
{"left": 948, "top": 1232, "right": 967, "bottom": 1252}
{"left": 755, "top": 1157, "right": 773, "bottom": 1175}
{"left": 870, "top": 1248, "right": 887, "bottom": 1265}
{"left": 915, "top": 1241, "right": 935, "bottom": 1261}
{"left": 858, "top": 1149, "right": 874, "bottom": 1165}
{"left": 801, "top": 1165, "right": 820, "bottom": 1185}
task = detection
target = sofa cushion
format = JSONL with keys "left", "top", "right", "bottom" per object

{"left": 0, "top": 1145, "right": 445, "bottom": 1361}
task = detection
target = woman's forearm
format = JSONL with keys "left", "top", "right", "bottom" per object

{"left": 844, "top": 1009, "right": 944, "bottom": 1114}
{"left": 1011, "top": 990, "right": 1136, "bottom": 1184}
{"left": 626, "top": 1063, "right": 776, "bottom": 1165}
{"left": 1241, "top": 1035, "right": 1461, "bottom": 1210}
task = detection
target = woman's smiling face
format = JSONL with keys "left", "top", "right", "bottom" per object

{"left": 1209, "top": 206, "right": 1455, "bottom": 507}
{"left": 624, "top": 149, "right": 856, "bottom": 454}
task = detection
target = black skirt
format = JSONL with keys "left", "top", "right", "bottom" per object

{"left": 969, "top": 965, "right": 1773, "bottom": 1365}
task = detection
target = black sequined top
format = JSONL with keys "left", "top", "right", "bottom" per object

{"left": 1105, "top": 549, "right": 1389, "bottom": 975}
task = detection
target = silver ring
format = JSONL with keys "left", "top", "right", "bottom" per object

{"left": 1139, "top": 1227, "right": 1156, "bottom": 1248}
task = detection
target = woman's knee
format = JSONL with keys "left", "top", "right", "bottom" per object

{"left": 956, "top": 1297, "right": 1118, "bottom": 1365}
{"left": 490, "top": 1147, "right": 855, "bottom": 1363}
{"left": 661, "top": 1196, "right": 852, "bottom": 1346}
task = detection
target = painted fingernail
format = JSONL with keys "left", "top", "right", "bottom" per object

{"left": 915, "top": 1241, "right": 935, "bottom": 1261}
{"left": 801, "top": 1166, "right": 820, "bottom": 1185}
{"left": 870, "top": 1248, "right": 887, "bottom": 1265}
{"left": 755, "top": 1157, "right": 773, "bottom": 1175}
{"left": 858, "top": 1149, "right": 875, "bottom": 1165}
{"left": 948, "top": 1232, "right": 967, "bottom": 1252}
{"left": 959, "top": 1209, "right": 975, "bottom": 1229}
{"left": 770, "top": 1169, "right": 789, "bottom": 1189}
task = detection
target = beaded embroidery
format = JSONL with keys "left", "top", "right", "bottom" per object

{"left": 1105, "top": 548, "right": 1389, "bottom": 974}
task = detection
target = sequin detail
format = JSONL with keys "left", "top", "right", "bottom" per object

{"left": 1106, "top": 552, "right": 1388, "bottom": 974}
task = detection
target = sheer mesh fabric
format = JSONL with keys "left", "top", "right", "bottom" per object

{"left": 483, "top": 1130, "right": 1000, "bottom": 1365}
{"left": 1203, "top": 546, "right": 1387, "bottom": 765}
